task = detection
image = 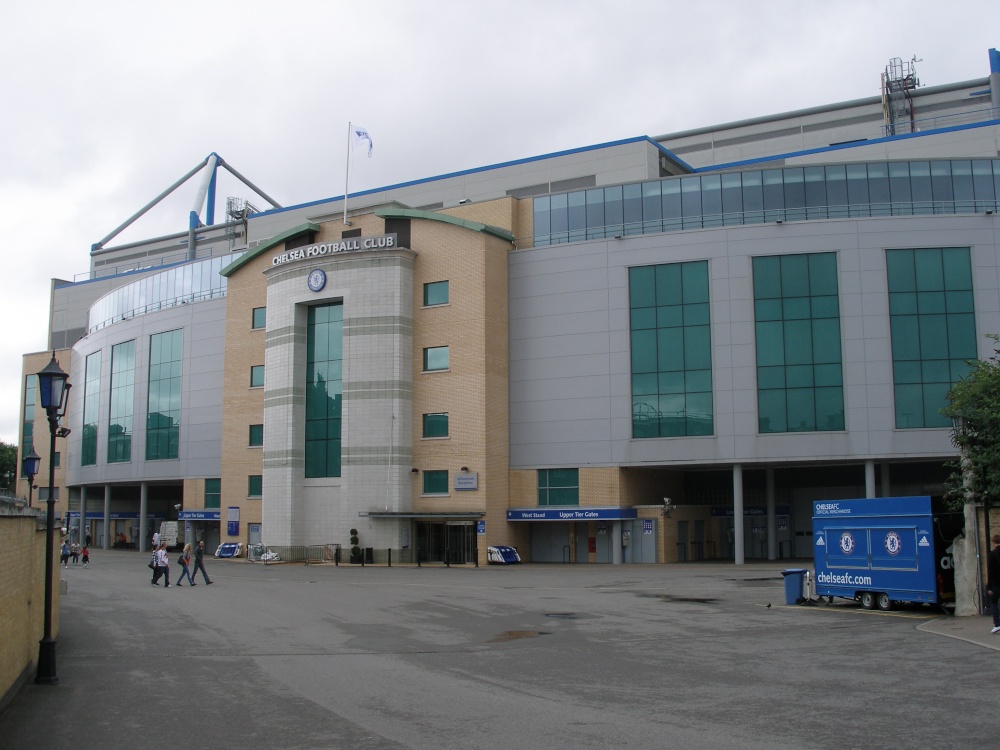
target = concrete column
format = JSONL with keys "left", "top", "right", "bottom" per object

{"left": 865, "top": 460, "right": 876, "bottom": 498}
{"left": 766, "top": 466, "right": 777, "bottom": 560}
{"left": 103, "top": 485, "right": 112, "bottom": 550}
{"left": 880, "top": 462, "right": 891, "bottom": 497}
{"left": 79, "top": 486, "right": 87, "bottom": 545}
{"left": 139, "top": 483, "right": 149, "bottom": 553}
{"left": 733, "top": 464, "right": 744, "bottom": 565}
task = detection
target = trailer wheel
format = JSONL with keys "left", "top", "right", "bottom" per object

{"left": 876, "top": 592, "right": 893, "bottom": 611}
{"left": 860, "top": 591, "right": 876, "bottom": 610}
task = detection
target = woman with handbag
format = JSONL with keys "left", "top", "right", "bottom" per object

{"left": 175, "top": 543, "right": 195, "bottom": 586}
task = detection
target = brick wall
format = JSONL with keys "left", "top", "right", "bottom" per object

{"left": 0, "top": 502, "right": 60, "bottom": 710}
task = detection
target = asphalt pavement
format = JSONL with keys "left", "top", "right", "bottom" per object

{"left": 1, "top": 548, "right": 997, "bottom": 750}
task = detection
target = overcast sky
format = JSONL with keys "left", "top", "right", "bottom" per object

{"left": 0, "top": 1, "right": 996, "bottom": 445}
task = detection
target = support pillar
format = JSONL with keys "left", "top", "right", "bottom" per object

{"left": 139, "top": 483, "right": 149, "bottom": 553}
{"left": 733, "top": 464, "right": 744, "bottom": 565}
{"left": 103, "top": 485, "right": 112, "bottom": 550}
{"left": 766, "top": 467, "right": 776, "bottom": 561}
{"left": 865, "top": 460, "right": 876, "bottom": 499}
{"left": 880, "top": 462, "right": 891, "bottom": 497}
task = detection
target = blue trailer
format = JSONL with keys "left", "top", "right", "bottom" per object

{"left": 812, "top": 496, "right": 960, "bottom": 611}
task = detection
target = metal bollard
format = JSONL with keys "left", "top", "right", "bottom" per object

{"left": 387, "top": 548, "right": 392, "bottom": 567}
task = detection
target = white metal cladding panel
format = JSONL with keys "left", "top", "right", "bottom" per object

{"left": 509, "top": 216, "right": 1000, "bottom": 469}
{"left": 65, "top": 299, "right": 226, "bottom": 486}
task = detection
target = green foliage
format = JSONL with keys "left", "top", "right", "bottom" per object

{"left": 0, "top": 440, "right": 16, "bottom": 493}
{"left": 349, "top": 528, "right": 361, "bottom": 559}
{"left": 942, "top": 336, "right": 1000, "bottom": 510}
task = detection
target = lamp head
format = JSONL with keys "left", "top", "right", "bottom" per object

{"left": 37, "top": 352, "right": 71, "bottom": 416}
{"left": 22, "top": 447, "right": 41, "bottom": 481}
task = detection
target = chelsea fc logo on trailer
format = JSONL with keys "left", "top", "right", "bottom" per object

{"left": 884, "top": 531, "right": 902, "bottom": 556}
{"left": 307, "top": 268, "right": 326, "bottom": 292}
{"left": 839, "top": 531, "right": 855, "bottom": 555}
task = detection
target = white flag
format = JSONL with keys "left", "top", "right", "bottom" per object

{"left": 352, "top": 125, "right": 373, "bottom": 157}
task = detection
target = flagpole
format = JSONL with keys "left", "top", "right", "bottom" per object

{"left": 343, "top": 121, "right": 352, "bottom": 225}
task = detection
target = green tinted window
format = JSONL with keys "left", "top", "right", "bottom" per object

{"left": 146, "top": 330, "right": 182, "bottom": 460}
{"left": 422, "top": 413, "right": 448, "bottom": 438}
{"left": 248, "top": 475, "right": 262, "bottom": 497}
{"left": 250, "top": 365, "right": 265, "bottom": 388}
{"left": 538, "top": 468, "right": 580, "bottom": 506}
{"left": 205, "top": 478, "right": 221, "bottom": 509}
{"left": 423, "top": 346, "right": 449, "bottom": 371}
{"left": 629, "top": 261, "right": 713, "bottom": 437}
{"left": 252, "top": 307, "right": 266, "bottom": 329}
{"left": 305, "top": 303, "right": 343, "bottom": 478}
{"left": 423, "top": 470, "right": 448, "bottom": 494}
{"left": 752, "top": 253, "right": 844, "bottom": 433}
{"left": 81, "top": 351, "right": 101, "bottom": 466}
{"left": 249, "top": 424, "right": 263, "bottom": 447}
{"left": 108, "top": 340, "right": 135, "bottom": 463}
{"left": 887, "top": 248, "right": 977, "bottom": 428}
{"left": 423, "top": 281, "right": 449, "bottom": 306}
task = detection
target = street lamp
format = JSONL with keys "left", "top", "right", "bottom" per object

{"left": 35, "top": 352, "right": 71, "bottom": 685}
{"left": 22, "top": 447, "right": 40, "bottom": 507}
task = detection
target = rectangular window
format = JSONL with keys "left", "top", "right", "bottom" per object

{"left": 538, "top": 469, "right": 579, "bottom": 506}
{"left": 250, "top": 365, "right": 265, "bottom": 388}
{"left": 252, "top": 307, "right": 267, "bottom": 330}
{"left": 81, "top": 351, "right": 101, "bottom": 466}
{"left": 146, "top": 330, "right": 182, "bottom": 460}
{"left": 629, "top": 261, "right": 714, "bottom": 437}
{"left": 887, "top": 248, "right": 977, "bottom": 428}
{"left": 752, "top": 253, "right": 845, "bottom": 433}
{"left": 53, "top": 452, "right": 60, "bottom": 469}
{"left": 248, "top": 475, "right": 263, "bottom": 497}
{"left": 305, "top": 303, "right": 343, "bottom": 478}
{"left": 422, "top": 413, "right": 449, "bottom": 438}
{"left": 249, "top": 424, "right": 264, "bottom": 447}
{"left": 205, "top": 478, "right": 221, "bottom": 509}
{"left": 423, "top": 281, "right": 449, "bottom": 306}
{"left": 423, "top": 346, "right": 449, "bottom": 372}
{"left": 108, "top": 340, "right": 135, "bottom": 463}
{"left": 422, "top": 470, "right": 448, "bottom": 495}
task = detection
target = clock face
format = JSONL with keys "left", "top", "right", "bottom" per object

{"left": 307, "top": 269, "right": 326, "bottom": 292}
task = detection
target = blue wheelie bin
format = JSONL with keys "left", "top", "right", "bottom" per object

{"left": 781, "top": 568, "right": 807, "bottom": 605}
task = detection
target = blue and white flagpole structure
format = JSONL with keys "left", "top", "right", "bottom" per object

{"left": 344, "top": 122, "right": 373, "bottom": 225}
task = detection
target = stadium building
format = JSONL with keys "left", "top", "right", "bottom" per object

{"left": 17, "top": 51, "right": 1000, "bottom": 564}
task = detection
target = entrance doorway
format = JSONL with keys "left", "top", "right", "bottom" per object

{"left": 415, "top": 522, "right": 477, "bottom": 563}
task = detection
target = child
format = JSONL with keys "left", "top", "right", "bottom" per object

{"left": 82, "top": 546, "right": 90, "bottom": 568}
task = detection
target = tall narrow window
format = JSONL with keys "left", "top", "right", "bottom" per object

{"left": 250, "top": 365, "right": 265, "bottom": 388}
{"left": 81, "top": 351, "right": 102, "bottom": 466}
{"left": 629, "top": 261, "right": 713, "bottom": 437}
{"left": 305, "top": 303, "right": 343, "bottom": 478}
{"left": 249, "top": 424, "right": 264, "bottom": 447}
{"left": 21, "top": 373, "right": 36, "bottom": 461}
{"left": 887, "top": 248, "right": 977, "bottom": 428}
{"left": 248, "top": 475, "right": 263, "bottom": 497}
{"left": 108, "top": 340, "right": 135, "bottom": 463}
{"left": 753, "top": 253, "right": 844, "bottom": 433}
{"left": 147, "top": 330, "right": 182, "bottom": 460}
{"left": 538, "top": 469, "right": 579, "bottom": 506}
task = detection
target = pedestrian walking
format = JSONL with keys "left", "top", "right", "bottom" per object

{"left": 60, "top": 540, "right": 71, "bottom": 569}
{"left": 71, "top": 541, "right": 81, "bottom": 565}
{"left": 152, "top": 529, "right": 160, "bottom": 549}
{"left": 987, "top": 534, "right": 1000, "bottom": 634}
{"left": 191, "top": 540, "right": 213, "bottom": 585}
{"left": 81, "top": 545, "right": 90, "bottom": 568}
{"left": 175, "top": 543, "right": 194, "bottom": 586}
{"left": 151, "top": 543, "right": 171, "bottom": 587}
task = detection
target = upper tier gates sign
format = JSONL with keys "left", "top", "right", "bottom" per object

{"left": 272, "top": 233, "right": 399, "bottom": 267}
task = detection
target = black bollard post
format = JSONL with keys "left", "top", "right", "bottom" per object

{"left": 388, "top": 548, "right": 392, "bottom": 567}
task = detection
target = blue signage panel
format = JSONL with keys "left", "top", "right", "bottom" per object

{"left": 179, "top": 510, "right": 221, "bottom": 521}
{"left": 711, "top": 506, "right": 790, "bottom": 517}
{"left": 477, "top": 520, "right": 486, "bottom": 535}
{"left": 506, "top": 508, "right": 638, "bottom": 522}
{"left": 67, "top": 512, "right": 163, "bottom": 520}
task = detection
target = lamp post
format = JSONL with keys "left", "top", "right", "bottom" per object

{"left": 23, "top": 447, "right": 40, "bottom": 508}
{"left": 35, "top": 352, "right": 71, "bottom": 685}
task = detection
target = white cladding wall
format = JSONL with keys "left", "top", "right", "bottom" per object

{"left": 261, "top": 249, "right": 415, "bottom": 547}
{"left": 508, "top": 214, "right": 1000, "bottom": 469}
{"left": 64, "top": 298, "right": 227, "bottom": 485}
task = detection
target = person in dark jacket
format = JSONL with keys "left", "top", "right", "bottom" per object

{"left": 191, "top": 540, "right": 213, "bottom": 585}
{"left": 988, "top": 534, "right": 1000, "bottom": 634}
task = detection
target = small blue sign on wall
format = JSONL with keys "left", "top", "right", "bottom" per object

{"left": 227, "top": 506, "right": 240, "bottom": 536}
{"left": 477, "top": 520, "right": 486, "bottom": 535}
